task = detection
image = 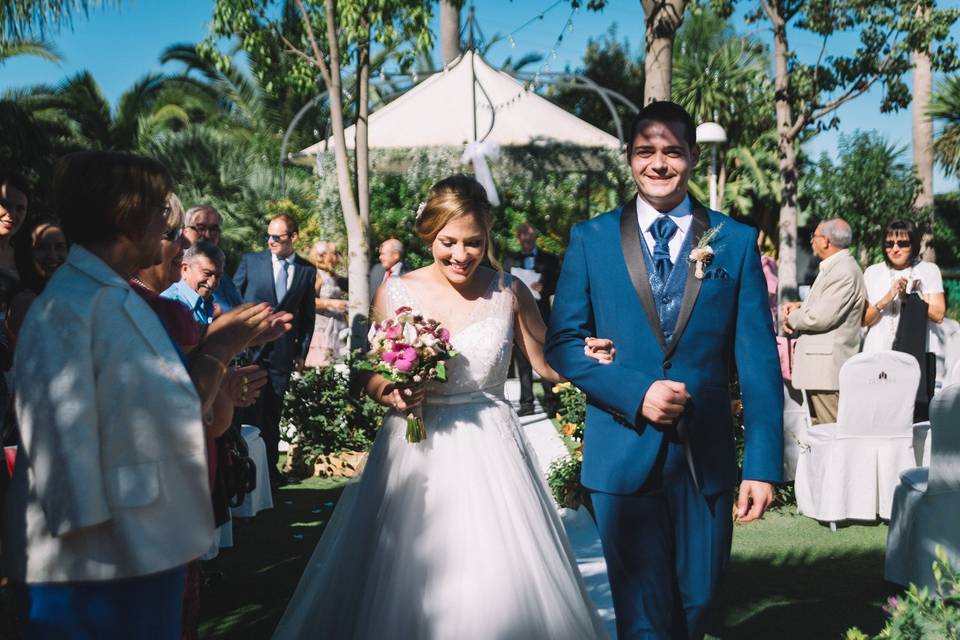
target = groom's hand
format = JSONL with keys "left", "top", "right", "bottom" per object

{"left": 641, "top": 380, "right": 690, "bottom": 426}
{"left": 735, "top": 480, "right": 775, "bottom": 523}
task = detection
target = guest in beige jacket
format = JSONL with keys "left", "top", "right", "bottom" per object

{"left": 783, "top": 218, "right": 866, "bottom": 424}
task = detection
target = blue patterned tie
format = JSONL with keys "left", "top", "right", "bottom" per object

{"left": 275, "top": 257, "right": 288, "bottom": 302}
{"left": 650, "top": 216, "right": 678, "bottom": 282}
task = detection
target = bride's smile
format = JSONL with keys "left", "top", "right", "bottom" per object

{"left": 431, "top": 214, "right": 486, "bottom": 286}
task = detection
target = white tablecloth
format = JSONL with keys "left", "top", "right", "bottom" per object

{"left": 231, "top": 425, "right": 274, "bottom": 518}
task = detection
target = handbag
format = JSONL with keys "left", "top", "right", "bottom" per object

{"left": 217, "top": 425, "right": 258, "bottom": 511}
{"left": 892, "top": 292, "right": 935, "bottom": 420}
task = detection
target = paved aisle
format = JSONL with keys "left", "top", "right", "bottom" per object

{"left": 508, "top": 379, "right": 618, "bottom": 639}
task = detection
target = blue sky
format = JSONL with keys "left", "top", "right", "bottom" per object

{"left": 2, "top": 0, "right": 959, "bottom": 192}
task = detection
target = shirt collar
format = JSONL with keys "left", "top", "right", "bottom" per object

{"left": 173, "top": 279, "right": 204, "bottom": 310}
{"left": 66, "top": 245, "right": 133, "bottom": 289}
{"left": 819, "top": 248, "right": 849, "bottom": 272}
{"left": 636, "top": 194, "right": 693, "bottom": 235}
{"left": 273, "top": 252, "right": 292, "bottom": 265}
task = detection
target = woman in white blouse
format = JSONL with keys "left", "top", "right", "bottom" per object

{"left": 862, "top": 219, "right": 946, "bottom": 353}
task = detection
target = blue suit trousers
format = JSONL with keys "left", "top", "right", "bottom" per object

{"left": 592, "top": 441, "right": 733, "bottom": 640}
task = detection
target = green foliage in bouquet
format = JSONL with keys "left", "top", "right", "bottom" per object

{"left": 846, "top": 547, "right": 960, "bottom": 640}
{"left": 280, "top": 361, "right": 386, "bottom": 465}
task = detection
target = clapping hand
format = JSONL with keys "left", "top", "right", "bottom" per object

{"left": 223, "top": 365, "right": 269, "bottom": 407}
{"left": 890, "top": 277, "right": 909, "bottom": 299}
{"left": 247, "top": 310, "right": 294, "bottom": 347}
{"left": 641, "top": 380, "right": 690, "bottom": 426}
{"left": 583, "top": 337, "right": 615, "bottom": 364}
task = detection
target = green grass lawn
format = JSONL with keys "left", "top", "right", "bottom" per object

{"left": 198, "top": 476, "right": 347, "bottom": 640}
{"left": 711, "top": 510, "right": 894, "bottom": 639}
{"left": 200, "top": 481, "right": 896, "bottom": 639}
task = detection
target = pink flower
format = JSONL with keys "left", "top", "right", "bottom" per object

{"left": 401, "top": 347, "right": 418, "bottom": 362}
{"left": 385, "top": 323, "right": 403, "bottom": 340}
{"left": 382, "top": 351, "right": 399, "bottom": 364}
{"left": 395, "top": 358, "right": 414, "bottom": 373}
{"left": 439, "top": 328, "right": 450, "bottom": 342}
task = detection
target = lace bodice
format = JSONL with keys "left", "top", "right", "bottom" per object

{"left": 384, "top": 273, "right": 515, "bottom": 396}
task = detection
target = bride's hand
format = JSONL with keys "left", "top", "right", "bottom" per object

{"left": 382, "top": 382, "right": 427, "bottom": 412}
{"left": 584, "top": 337, "right": 615, "bottom": 364}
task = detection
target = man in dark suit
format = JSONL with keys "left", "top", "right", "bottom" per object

{"left": 503, "top": 222, "right": 560, "bottom": 416}
{"left": 234, "top": 214, "right": 316, "bottom": 487}
{"left": 368, "top": 238, "right": 405, "bottom": 302}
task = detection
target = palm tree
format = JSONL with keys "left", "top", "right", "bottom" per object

{"left": 1, "top": 0, "right": 116, "bottom": 38}
{"left": 0, "top": 36, "right": 59, "bottom": 64}
{"left": 931, "top": 74, "right": 960, "bottom": 177}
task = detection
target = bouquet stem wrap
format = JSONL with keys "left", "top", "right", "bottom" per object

{"left": 406, "top": 406, "right": 426, "bottom": 443}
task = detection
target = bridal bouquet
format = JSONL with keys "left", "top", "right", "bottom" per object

{"left": 358, "top": 307, "right": 458, "bottom": 442}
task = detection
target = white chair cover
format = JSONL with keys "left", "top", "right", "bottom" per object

{"left": 886, "top": 384, "right": 960, "bottom": 591}
{"left": 930, "top": 318, "right": 960, "bottom": 387}
{"left": 795, "top": 351, "right": 920, "bottom": 522}
{"left": 231, "top": 425, "right": 275, "bottom": 518}
{"left": 781, "top": 383, "right": 810, "bottom": 482}
{"left": 944, "top": 328, "right": 960, "bottom": 384}
{"left": 912, "top": 421, "right": 931, "bottom": 467}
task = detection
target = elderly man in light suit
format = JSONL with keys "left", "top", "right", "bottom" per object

{"left": 783, "top": 218, "right": 866, "bottom": 424}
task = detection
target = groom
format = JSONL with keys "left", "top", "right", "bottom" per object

{"left": 546, "top": 101, "right": 783, "bottom": 639}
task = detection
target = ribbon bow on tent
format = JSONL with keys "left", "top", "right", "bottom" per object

{"left": 461, "top": 141, "right": 501, "bottom": 206}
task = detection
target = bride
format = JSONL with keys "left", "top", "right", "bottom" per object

{"left": 274, "top": 175, "right": 611, "bottom": 639}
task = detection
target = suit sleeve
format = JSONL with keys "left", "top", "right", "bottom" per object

{"left": 788, "top": 267, "right": 862, "bottom": 333}
{"left": 545, "top": 224, "right": 657, "bottom": 428}
{"left": 298, "top": 265, "right": 316, "bottom": 361}
{"left": 735, "top": 231, "right": 784, "bottom": 483}
{"left": 15, "top": 298, "right": 111, "bottom": 536}
{"left": 233, "top": 254, "right": 249, "bottom": 301}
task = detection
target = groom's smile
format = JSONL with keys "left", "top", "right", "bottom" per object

{"left": 628, "top": 120, "right": 699, "bottom": 212}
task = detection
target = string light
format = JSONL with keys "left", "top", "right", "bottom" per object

{"left": 530, "top": 6, "right": 577, "bottom": 91}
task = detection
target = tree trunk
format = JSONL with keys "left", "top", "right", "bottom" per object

{"left": 311, "top": 0, "right": 369, "bottom": 344}
{"left": 352, "top": 20, "right": 372, "bottom": 348}
{"left": 769, "top": 2, "right": 800, "bottom": 306}
{"left": 440, "top": 0, "right": 460, "bottom": 66}
{"left": 913, "top": 47, "right": 936, "bottom": 262}
{"left": 640, "top": 0, "right": 687, "bottom": 103}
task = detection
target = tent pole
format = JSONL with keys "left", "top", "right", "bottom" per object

{"left": 468, "top": 6, "right": 477, "bottom": 142}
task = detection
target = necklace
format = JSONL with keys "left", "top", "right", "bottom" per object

{"left": 130, "top": 276, "right": 157, "bottom": 293}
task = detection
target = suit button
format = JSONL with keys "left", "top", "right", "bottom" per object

{"left": 663, "top": 361, "right": 672, "bottom": 370}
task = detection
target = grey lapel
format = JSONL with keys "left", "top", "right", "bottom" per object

{"left": 619, "top": 197, "right": 668, "bottom": 353}
{"left": 665, "top": 200, "right": 710, "bottom": 360}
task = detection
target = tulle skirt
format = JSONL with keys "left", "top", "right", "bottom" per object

{"left": 274, "top": 394, "right": 607, "bottom": 639}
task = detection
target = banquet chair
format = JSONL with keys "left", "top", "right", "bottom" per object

{"left": 795, "top": 351, "right": 920, "bottom": 525}
{"left": 781, "top": 383, "right": 811, "bottom": 482}
{"left": 885, "top": 383, "right": 960, "bottom": 592}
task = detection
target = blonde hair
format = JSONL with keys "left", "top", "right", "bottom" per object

{"left": 415, "top": 175, "right": 502, "bottom": 274}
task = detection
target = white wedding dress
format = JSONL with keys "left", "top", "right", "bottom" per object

{"left": 274, "top": 274, "right": 607, "bottom": 639}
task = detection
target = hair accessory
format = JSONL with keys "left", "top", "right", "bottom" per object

{"left": 415, "top": 201, "right": 427, "bottom": 220}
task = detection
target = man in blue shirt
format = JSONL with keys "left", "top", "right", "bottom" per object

{"left": 162, "top": 241, "right": 225, "bottom": 326}
{"left": 183, "top": 205, "right": 243, "bottom": 311}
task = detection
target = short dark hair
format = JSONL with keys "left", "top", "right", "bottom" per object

{"left": 881, "top": 219, "right": 922, "bottom": 268}
{"left": 626, "top": 101, "right": 697, "bottom": 155}
{"left": 53, "top": 151, "right": 173, "bottom": 245}
{"left": 0, "top": 173, "right": 30, "bottom": 200}
{"left": 269, "top": 213, "right": 298, "bottom": 234}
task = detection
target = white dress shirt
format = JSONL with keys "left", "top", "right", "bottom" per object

{"left": 636, "top": 194, "right": 693, "bottom": 263}
{"left": 272, "top": 252, "right": 296, "bottom": 290}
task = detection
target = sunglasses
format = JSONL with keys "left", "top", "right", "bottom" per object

{"left": 188, "top": 224, "right": 221, "bottom": 235}
{"left": 162, "top": 227, "right": 183, "bottom": 242}
{"left": 265, "top": 233, "right": 291, "bottom": 243}
{"left": 883, "top": 240, "right": 911, "bottom": 250}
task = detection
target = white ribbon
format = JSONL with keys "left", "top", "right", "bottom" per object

{"left": 461, "top": 141, "right": 501, "bottom": 206}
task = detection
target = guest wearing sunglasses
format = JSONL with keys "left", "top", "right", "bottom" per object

{"left": 862, "top": 219, "right": 945, "bottom": 354}
{"left": 234, "top": 214, "right": 316, "bottom": 488}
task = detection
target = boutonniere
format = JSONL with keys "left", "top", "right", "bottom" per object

{"left": 689, "top": 224, "right": 723, "bottom": 280}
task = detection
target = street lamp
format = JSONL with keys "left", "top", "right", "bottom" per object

{"left": 696, "top": 122, "right": 727, "bottom": 211}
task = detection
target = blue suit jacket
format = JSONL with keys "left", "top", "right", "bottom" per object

{"left": 545, "top": 197, "right": 783, "bottom": 495}
{"left": 234, "top": 250, "right": 316, "bottom": 385}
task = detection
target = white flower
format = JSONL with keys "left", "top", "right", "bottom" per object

{"left": 367, "top": 324, "right": 378, "bottom": 343}
{"left": 415, "top": 201, "right": 427, "bottom": 220}
{"left": 402, "top": 322, "right": 418, "bottom": 345}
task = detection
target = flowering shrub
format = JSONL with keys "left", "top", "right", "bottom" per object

{"left": 280, "top": 361, "right": 386, "bottom": 465}
{"left": 547, "top": 383, "right": 588, "bottom": 509}
{"left": 846, "top": 548, "right": 960, "bottom": 639}
{"left": 547, "top": 453, "right": 588, "bottom": 510}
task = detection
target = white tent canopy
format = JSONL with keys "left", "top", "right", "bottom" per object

{"left": 291, "top": 50, "right": 620, "bottom": 165}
